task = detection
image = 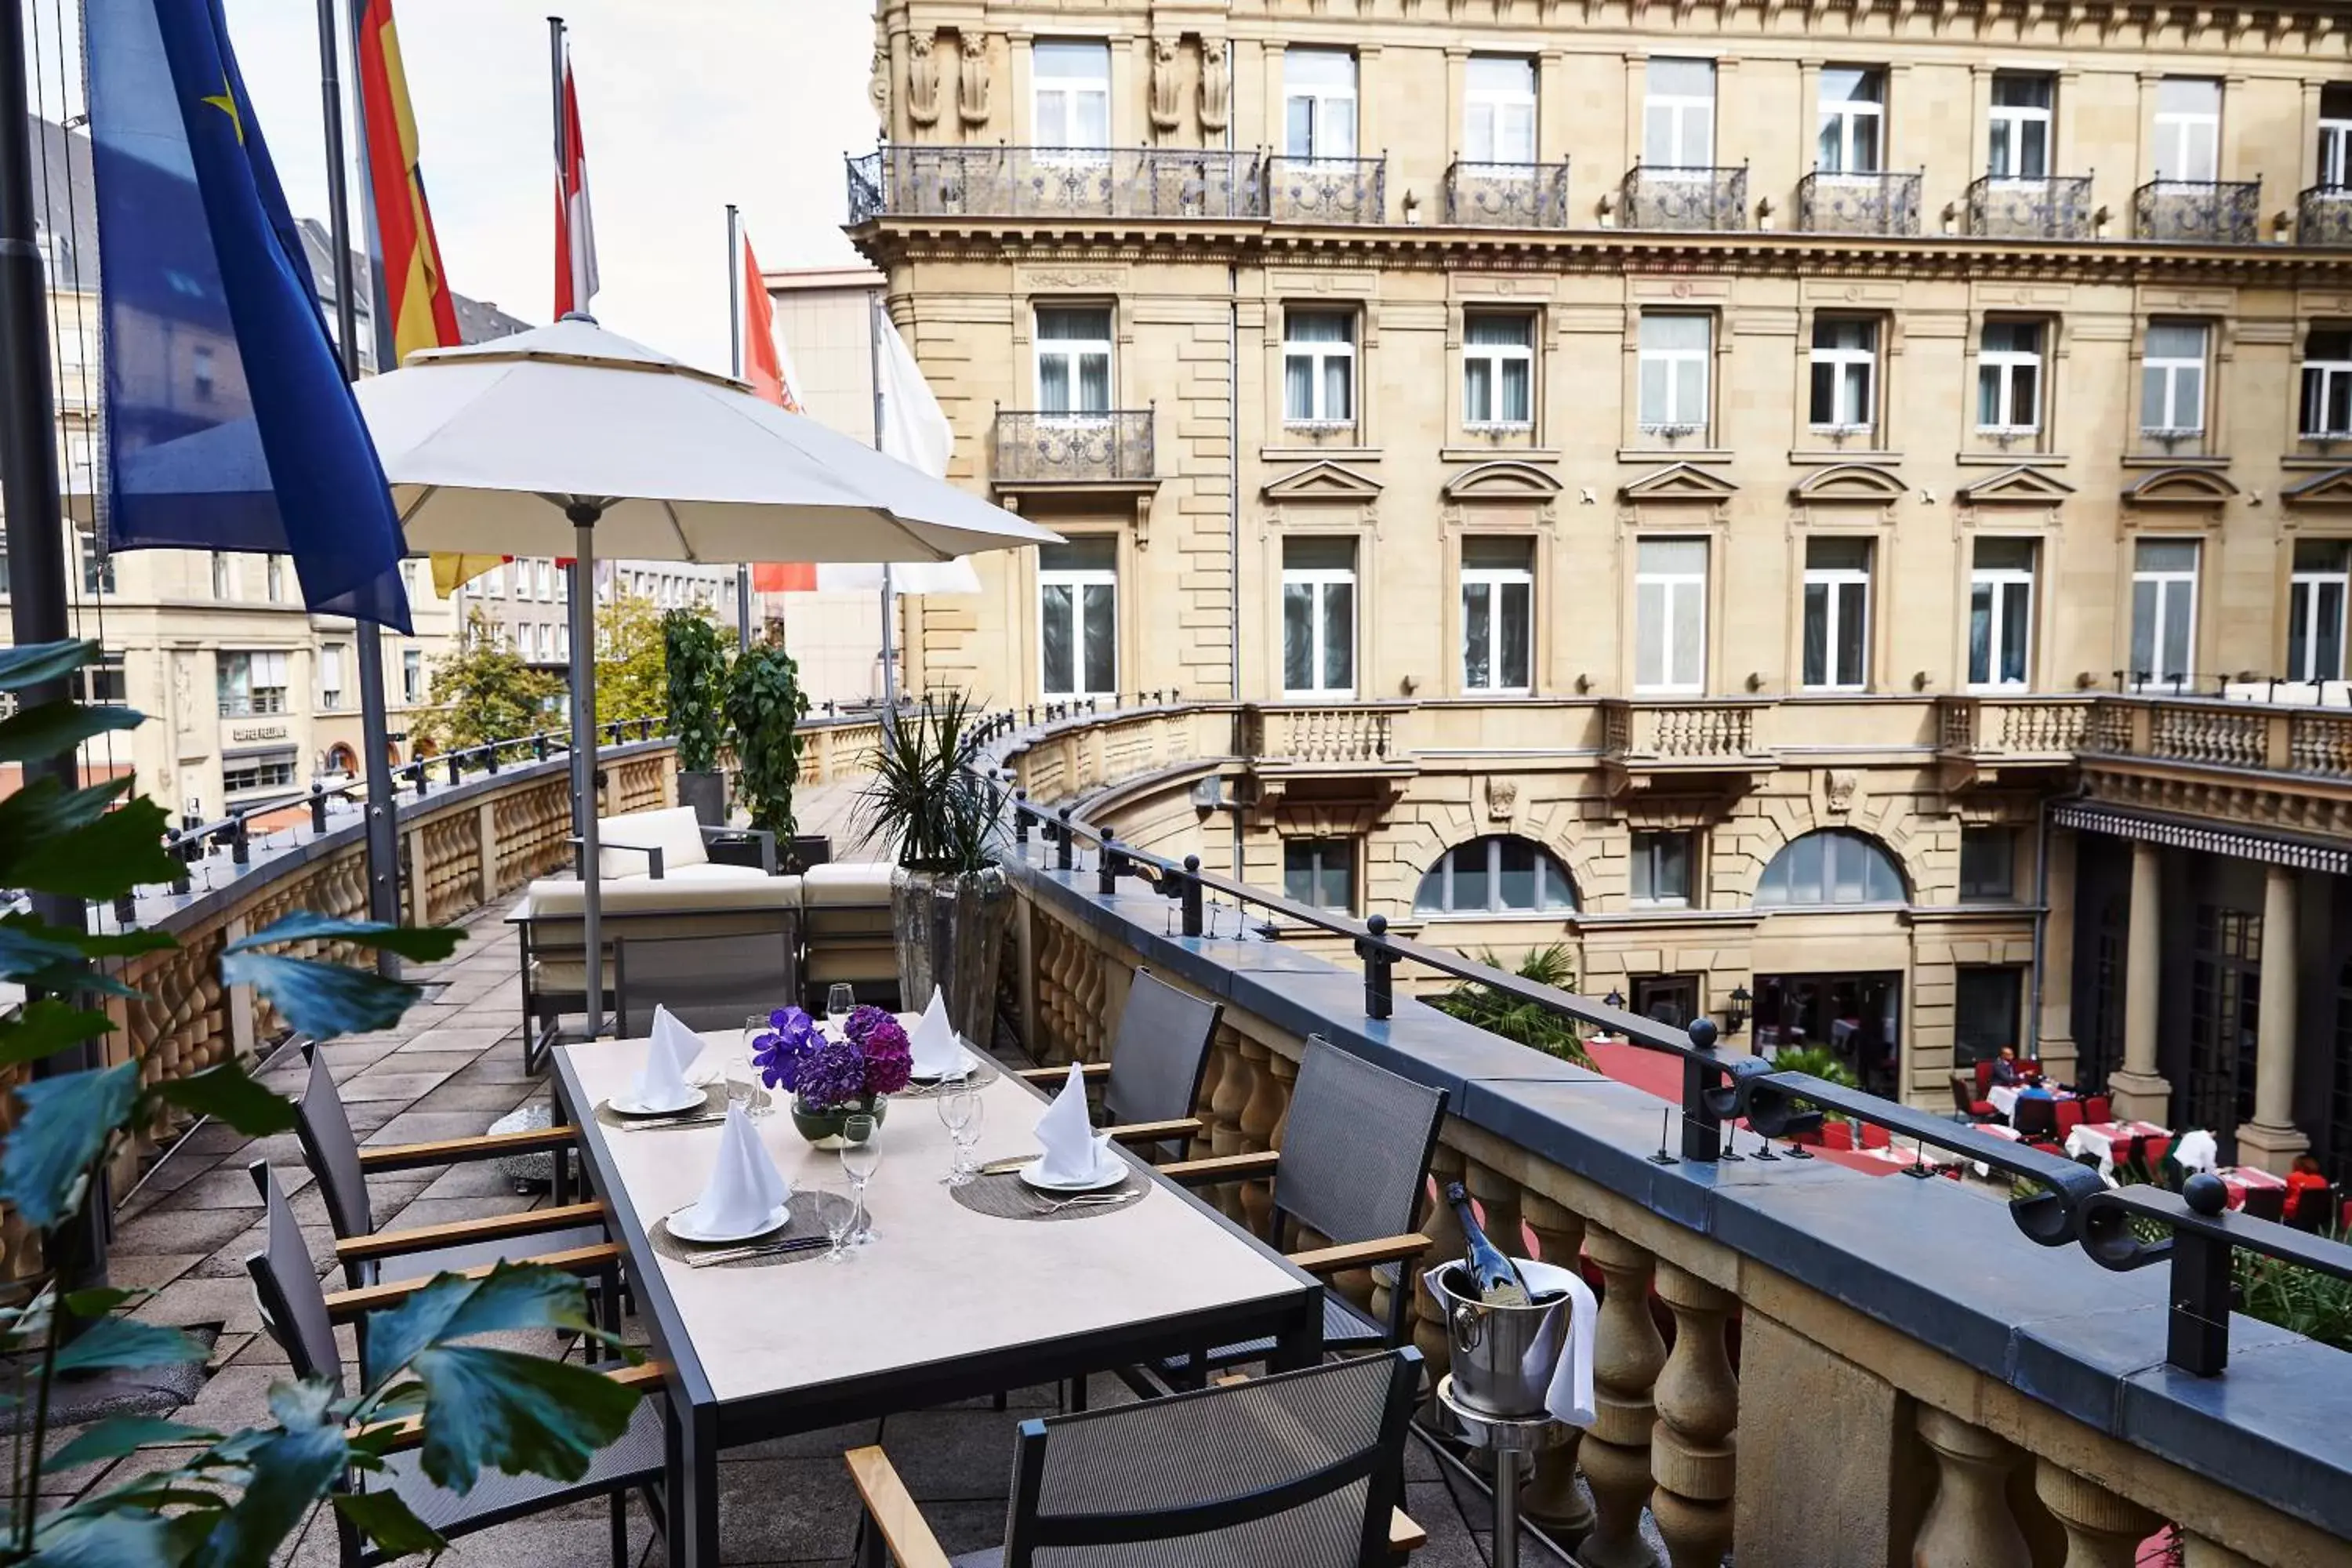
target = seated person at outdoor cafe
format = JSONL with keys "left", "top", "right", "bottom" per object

{"left": 2285, "top": 1154, "right": 2332, "bottom": 1223}
{"left": 1990, "top": 1046, "right": 2023, "bottom": 1088}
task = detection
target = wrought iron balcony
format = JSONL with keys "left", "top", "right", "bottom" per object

{"left": 1263, "top": 154, "right": 1386, "bottom": 225}
{"left": 1442, "top": 159, "right": 1570, "bottom": 229}
{"left": 2134, "top": 178, "right": 2261, "bottom": 244}
{"left": 991, "top": 409, "right": 1156, "bottom": 486}
{"left": 2297, "top": 183, "right": 2352, "bottom": 245}
{"left": 1795, "top": 169, "right": 1922, "bottom": 237}
{"left": 1618, "top": 164, "right": 1748, "bottom": 232}
{"left": 1965, "top": 173, "right": 2095, "bottom": 240}
{"left": 844, "top": 145, "right": 1265, "bottom": 223}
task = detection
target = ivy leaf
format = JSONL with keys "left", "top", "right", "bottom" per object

{"left": 217, "top": 952, "right": 421, "bottom": 1041}
{"left": 0, "top": 699, "right": 144, "bottom": 765}
{"left": 0, "top": 1000, "right": 116, "bottom": 1069}
{"left": 53, "top": 1316, "right": 210, "bottom": 1377}
{"left": 154, "top": 1062, "right": 297, "bottom": 1138}
{"left": 1, "top": 1062, "right": 140, "bottom": 1229}
{"left": 27, "top": 1509, "right": 187, "bottom": 1568}
{"left": 227, "top": 913, "right": 462, "bottom": 965}
{"left": 0, "top": 638, "right": 100, "bottom": 694}
{"left": 329, "top": 1491, "right": 447, "bottom": 1558}
{"left": 42, "top": 1417, "right": 222, "bottom": 1475}
{"left": 408, "top": 1345, "right": 640, "bottom": 1494}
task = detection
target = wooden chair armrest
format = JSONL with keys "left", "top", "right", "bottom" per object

{"left": 321, "top": 1242, "right": 622, "bottom": 1320}
{"left": 1157, "top": 1149, "right": 1281, "bottom": 1187}
{"left": 351, "top": 1361, "right": 664, "bottom": 1454}
{"left": 333, "top": 1201, "right": 606, "bottom": 1265}
{"left": 1287, "top": 1233, "right": 1432, "bottom": 1276}
{"left": 1013, "top": 1062, "right": 1112, "bottom": 1083}
{"left": 844, "top": 1445, "right": 953, "bottom": 1568}
{"left": 1103, "top": 1116, "right": 1203, "bottom": 1145}
{"left": 357, "top": 1123, "right": 579, "bottom": 1173}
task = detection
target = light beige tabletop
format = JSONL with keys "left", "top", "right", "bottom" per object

{"left": 562, "top": 1028, "right": 1312, "bottom": 1406}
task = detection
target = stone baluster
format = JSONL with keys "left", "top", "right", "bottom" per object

{"left": 1236, "top": 1040, "right": 1284, "bottom": 1236}
{"left": 1581, "top": 1222, "right": 1667, "bottom": 1568}
{"left": 1519, "top": 1187, "right": 1594, "bottom": 1541}
{"left": 2033, "top": 1461, "right": 2160, "bottom": 1568}
{"left": 1912, "top": 1406, "right": 2029, "bottom": 1568}
{"left": 1206, "top": 1032, "right": 1257, "bottom": 1222}
{"left": 1650, "top": 1261, "right": 1737, "bottom": 1568}
{"left": 1409, "top": 1142, "right": 1468, "bottom": 1391}
{"left": 2180, "top": 1535, "right": 2257, "bottom": 1567}
{"left": 1189, "top": 1039, "right": 1222, "bottom": 1161}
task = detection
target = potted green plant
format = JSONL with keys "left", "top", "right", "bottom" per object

{"left": 855, "top": 691, "right": 1010, "bottom": 1042}
{"left": 723, "top": 630, "right": 822, "bottom": 865}
{"left": 662, "top": 608, "right": 731, "bottom": 826}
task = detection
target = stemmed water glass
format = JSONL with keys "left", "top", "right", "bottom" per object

{"left": 808, "top": 1178, "right": 855, "bottom": 1264}
{"left": 936, "top": 1077, "right": 983, "bottom": 1185}
{"left": 826, "top": 984, "right": 856, "bottom": 1036}
{"left": 740, "top": 1014, "right": 774, "bottom": 1118}
{"left": 838, "top": 1112, "right": 880, "bottom": 1245}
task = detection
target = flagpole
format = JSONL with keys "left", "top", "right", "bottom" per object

{"left": 328, "top": 0, "right": 405, "bottom": 970}
{"left": 728, "top": 203, "right": 750, "bottom": 652}
{"left": 869, "top": 289, "right": 899, "bottom": 724}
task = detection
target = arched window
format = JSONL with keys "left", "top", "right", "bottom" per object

{"left": 1414, "top": 835, "right": 1578, "bottom": 915}
{"left": 1755, "top": 829, "right": 1906, "bottom": 907}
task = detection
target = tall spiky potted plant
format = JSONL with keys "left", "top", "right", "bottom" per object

{"left": 855, "top": 692, "right": 1009, "bottom": 1042}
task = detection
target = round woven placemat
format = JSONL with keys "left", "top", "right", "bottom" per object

{"left": 949, "top": 1169, "right": 1149, "bottom": 1223}
{"left": 895, "top": 1057, "right": 1003, "bottom": 1099}
{"left": 648, "top": 1189, "right": 856, "bottom": 1269}
{"left": 593, "top": 1087, "right": 778, "bottom": 1130}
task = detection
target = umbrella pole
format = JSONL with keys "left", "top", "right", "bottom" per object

{"left": 867, "top": 289, "right": 901, "bottom": 728}
{"left": 568, "top": 506, "right": 604, "bottom": 1038}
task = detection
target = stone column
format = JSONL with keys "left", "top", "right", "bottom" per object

{"left": 2239, "top": 862, "right": 2313, "bottom": 1173}
{"left": 1650, "top": 1261, "right": 1737, "bottom": 1568}
{"left": 2033, "top": 1461, "right": 2159, "bottom": 1568}
{"left": 2035, "top": 827, "right": 2080, "bottom": 1084}
{"left": 2107, "top": 840, "right": 2172, "bottom": 1121}
{"left": 1911, "top": 1407, "right": 2029, "bottom": 1568}
{"left": 1579, "top": 1223, "right": 1666, "bottom": 1568}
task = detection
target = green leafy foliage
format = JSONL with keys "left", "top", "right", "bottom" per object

{"left": 593, "top": 587, "right": 669, "bottom": 728}
{"left": 662, "top": 608, "right": 731, "bottom": 775}
{"left": 0, "top": 700, "right": 143, "bottom": 765}
{"left": 2233, "top": 1223, "right": 2352, "bottom": 1352}
{"left": 855, "top": 691, "right": 1000, "bottom": 875}
{"left": 0, "top": 785, "right": 178, "bottom": 897}
{"left": 1428, "top": 946, "right": 1593, "bottom": 1069}
{"left": 153, "top": 1063, "right": 298, "bottom": 1138}
{"left": 39, "top": 1419, "right": 220, "bottom": 1475}
{"left": 724, "top": 633, "right": 810, "bottom": 840}
{"left": 1762, "top": 1045, "right": 1860, "bottom": 1127}
{"left": 415, "top": 608, "right": 564, "bottom": 753}
{"left": 218, "top": 914, "right": 460, "bottom": 1044}
{"left": 1, "top": 1063, "right": 142, "bottom": 1229}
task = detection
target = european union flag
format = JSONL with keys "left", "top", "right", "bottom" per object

{"left": 86, "top": 0, "right": 412, "bottom": 630}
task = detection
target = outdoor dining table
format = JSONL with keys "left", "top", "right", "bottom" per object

{"left": 1986, "top": 1082, "right": 2077, "bottom": 1121}
{"left": 2063, "top": 1119, "right": 2169, "bottom": 1177}
{"left": 2215, "top": 1163, "right": 2289, "bottom": 1210}
{"left": 550, "top": 1027, "right": 1328, "bottom": 1568}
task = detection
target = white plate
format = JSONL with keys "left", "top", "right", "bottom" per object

{"left": 1018, "top": 1156, "right": 1128, "bottom": 1194}
{"left": 909, "top": 1047, "right": 979, "bottom": 1083}
{"left": 666, "top": 1201, "right": 791, "bottom": 1245}
{"left": 608, "top": 1087, "right": 709, "bottom": 1118}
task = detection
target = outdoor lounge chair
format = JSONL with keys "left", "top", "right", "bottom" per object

{"left": 798, "top": 861, "right": 900, "bottom": 1007}
{"left": 1014, "top": 967, "right": 1222, "bottom": 1156}
{"left": 586, "top": 804, "right": 775, "bottom": 881}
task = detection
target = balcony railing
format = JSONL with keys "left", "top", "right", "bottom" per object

{"left": 2134, "top": 178, "right": 2261, "bottom": 244}
{"left": 1618, "top": 163, "right": 1748, "bottom": 231}
{"left": 844, "top": 145, "right": 1265, "bottom": 223}
{"left": 1966, "top": 172, "right": 2096, "bottom": 240}
{"left": 1795, "top": 168, "right": 1922, "bottom": 236}
{"left": 991, "top": 408, "right": 1156, "bottom": 485}
{"left": 2298, "top": 183, "right": 2352, "bottom": 245}
{"left": 1263, "top": 154, "right": 1386, "bottom": 225}
{"left": 1442, "top": 158, "right": 1570, "bottom": 229}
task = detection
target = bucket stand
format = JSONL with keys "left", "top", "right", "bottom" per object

{"left": 1435, "top": 1374, "right": 1569, "bottom": 1568}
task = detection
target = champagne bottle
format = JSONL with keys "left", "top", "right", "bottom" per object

{"left": 1444, "top": 1181, "right": 1529, "bottom": 1306}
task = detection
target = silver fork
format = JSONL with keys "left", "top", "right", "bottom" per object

{"left": 1025, "top": 1189, "right": 1138, "bottom": 1214}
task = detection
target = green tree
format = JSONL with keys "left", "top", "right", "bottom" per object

{"left": 1428, "top": 944, "right": 1593, "bottom": 1069}
{"left": 594, "top": 590, "right": 674, "bottom": 728}
{"left": 415, "top": 609, "right": 562, "bottom": 752}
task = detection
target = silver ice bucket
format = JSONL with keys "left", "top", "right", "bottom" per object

{"left": 1424, "top": 1261, "right": 1570, "bottom": 1420}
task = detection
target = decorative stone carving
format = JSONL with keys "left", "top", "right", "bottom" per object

{"left": 1149, "top": 38, "right": 1181, "bottom": 133}
{"left": 958, "top": 34, "right": 992, "bottom": 131}
{"left": 1485, "top": 776, "right": 1518, "bottom": 821}
{"left": 1197, "top": 39, "right": 1231, "bottom": 132}
{"left": 906, "top": 33, "right": 940, "bottom": 128}
{"left": 1825, "top": 768, "right": 1859, "bottom": 815}
{"left": 869, "top": 18, "right": 891, "bottom": 126}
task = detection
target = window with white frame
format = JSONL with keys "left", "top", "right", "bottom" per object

{"left": 1630, "top": 829, "right": 1693, "bottom": 906}
{"left": 2320, "top": 85, "right": 2352, "bottom": 187}
{"left": 2151, "top": 77, "right": 2220, "bottom": 183}
{"left": 1969, "top": 537, "right": 2036, "bottom": 688}
{"left": 1637, "top": 312, "right": 1710, "bottom": 437}
{"left": 1284, "top": 837, "right": 1358, "bottom": 913}
{"left": 401, "top": 649, "right": 423, "bottom": 704}
{"left": 1802, "top": 536, "right": 1871, "bottom": 691}
{"left": 216, "top": 651, "right": 289, "bottom": 717}
{"left": 1283, "top": 310, "right": 1356, "bottom": 426}
{"left": 1461, "top": 536, "right": 1534, "bottom": 693}
{"left": 2301, "top": 328, "right": 2352, "bottom": 437}
{"left": 1283, "top": 49, "right": 1357, "bottom": 160}
{"left": 1281, "top": 535, "right": 1356, "bottom": 697}
{"left": 2129, "top": 538, "right": 2201, "bottom": 688}
{"left": 223, "top": 752, "right": 297, "bottom": 797}
{"left": 1635, "top": 537, "right": 1708, "bottom": 694}
{"left": 1034, "top": 306, "right": 1112, "bottom": 417}
{"left": 1464, "top": 56, "right": 1536, "bottom": 165}
{"left": 485, "top": 561, "right": 505, "bottom": 597}
{"left": 2140, "top": 322, "right": 2209, "bottom": 439}
{"left": 1032, "top": 41, "right": 1110, "bottom": 150}
{"left": 2290, "top": 539, "right": 2350, "bottom": 684}
{"left": 1976, "top": 320, "right": 2043, "bottom": 434}
{"left": 1039, "top": 536, "right": 1117, "bottom": 699}
{"left": 1414, "top": 835, "right": 1578, "bottom": 915}
{"left": 1642, "top": 57, "right": 1715, "bottom": 167}
{"left": 1463, "top": 314, "right": 1534, "bottom": 428}
{"left": 78, "top": 528, "right": 111, "bottom": 595}
{"left": 319, "top": 644, "right": 346, "bottom": 711}
{"left": 536, "top": 558, "right": 554, "bottom": 600}
{"left": 1808, "top": 316, "right": 1877, "bottom": 433}
{"left": 1817, "top": 67, "right": 1885, "bottom": 173}
{"left": 1988, "top": 74, "right": 2053, "bottom": 179}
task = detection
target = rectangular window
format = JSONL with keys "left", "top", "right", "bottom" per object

{"left": 1817, "top": 67, "right": 1885, "bottom": 173}
{"left": 1035, "top": 306, "right": 1113, "bottom": 416}
{"left": 402, "top": 648, "right": 423, "bottom": 704}
{"left": 2152, "top": 77, "right": 2221, "bottom": 183}
{"left": 2130, "top": 538, "right": 2201, "bottom": 688}
{"left": 1464, "top": 56, "right": 1536, "bottom": 165}
{"left": 223, "top": 753, "right": 297, "bottom": 796}
{"left": 216, "top": 651, "right": 289, "bottom": 717}
{"left": 1461, "top": 535, "right": 1534, "bottom": 694}
{"left": 192, "top": 343, "right": 216, "bottom": 401}
{"left": 1642, "top": 57, "right": 1715, "bottom": 167}
{"left": 2140, "top": 322, "right": 2209, "bottom": 437}
{"left": 2302, "top": 328, "right": 2352, "bottom": 437}
{"left": 266, "top": 554, "right": 285, "bottom": 602}
{"left": 1808, "top": 316, "right": 1877, "bottom": 432}
{"left": 1635, "top": 537, "right": 1708, "bottom": 694}
{"left": 1976, "top": 320, "right": 2043, "bottom": 434}
{"left": 212, "top": 551, "right": 234, "bottom": 600}
{"left": 320, "top": 644, "right": 346, "bottom": 711}
{"left": 1033, "top": 41, "right": 1110, "bottom": 150}
{"left": 1631, "top": 829, "right": 1693, "bottom": 906}
{"left": 1039, "top": 537, "right": 1117, "bottom": 699}
{"left": 1969, "top": 537, "right": 2036, "bottom": 688}
{"left": 536, "top": 558, "right": 554, "bottom": 600}
{"left": 2290, "top": 539, "right": 2350, "bottom": 684}
{"left": 1954, "top": 967, "right": 2024, "bottom": 1066}
{"left": 1959, "top": 826, "right": 2016, "bottom": 901}
{"left": 486, "top": 561, "right": 505, "bottom": 597}
{"left": 1281, "top": 535, "right": 1357, "bottom": 697}
{"left": 1283, "top": 48, "right": 1358, "bottom": 160}
{"left": 1988, "top": 74, "right": 2053, "bottom": 179}
{"left": 1283, "top": 310, "right": 1356, "bottom": 426}
{"left": 2321, "top": 85, "right": 2352, "bottom": 187}
{"left": 1637, "top": 312, "right": 1710, "bottom": 437}
{"left": 1463, "top": 314, "right": 1534, "bottom": 428}
{"left": 77, "top": 653, "right": 126, "bottom": 706}
{"left": 1802, "top": 536, "right": 1871, "bottom": 691}
{"left": 1283, "top": 837, "right": 1356, "bottom": 913}
{"left": 78, "top": 528, "right": 113, "bottom": 595}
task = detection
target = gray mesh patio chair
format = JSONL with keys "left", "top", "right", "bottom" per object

{"left": 1014, "top": 967, "right": 1223, "bottom": 1155}
{"left": 241, "top": 1163, "right": 665, "bottom": 1568}
{"left": 846, "top": 1348, "right": 1426, "bottom": 1568}
{"left": 1155, "top": 1036, "right": 1448, "bottom": 1381}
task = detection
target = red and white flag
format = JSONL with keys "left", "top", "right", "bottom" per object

{"left": 739, "top": 224, "right": 816, "bottom": 592}
{"left": 553, "top": 39, "right": 597, "bottom": 318}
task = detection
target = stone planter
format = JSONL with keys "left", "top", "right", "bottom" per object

{"left": 891, "top": 864, "right": 1012, "bottom": 1046}
{"left": 677, "top": 769, "right": 727, "bottom": 828}
{"left": 786, "top": 833, "right": 833, "bottom": 873}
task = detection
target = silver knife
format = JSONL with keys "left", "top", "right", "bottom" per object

{"left": 620, "top": 1112, "right": 728, "bottom": 1132}
{"left": 978, "top": 1153, "right": 1040, "bottom": 1175}
{"left": 686, "top": 1236, "right": 830, "bottom": 1269}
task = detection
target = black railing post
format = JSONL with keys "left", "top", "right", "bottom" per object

{"left": 446, "top": 753, "right": 462, "bottom": 786}
{"left": 1357, "top": 913, "right": 1394, "bottom": 1020}
{"left": 166, "top": 833, "right": 190, "bottom": 895}
{"left": 412, "top": 761, "right": 429, "bottom": 797}
{"left": 1098, "top": 833, "right": 1121, "bottom": 895}
{"left": 1680, "top": 1017, "right": 1722, "bottom": 1163}
{"left": 1181, "top": 855, "right": 1204, "bottom": 938}
{"left": 2169, "top": 1178, "right": 2234, "bottom": 1375}
{"left": 309, "top": 783, "right": 328, "bottom": 834}
{"left": 535, "top": 732, "right": 551, "bottom": 761}
{"left": 1013, "top": 789, "right": 1029, "bottom": 848}
{"left": 485, "top": 742, "right": 500, "bottom": 775}
{"left": 1056, "top": 808, "right": 1075, "bottom": 871}
{"left": 229, "top": 814, "right": 251, "bottom": 866}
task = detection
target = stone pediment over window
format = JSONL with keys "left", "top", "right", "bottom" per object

{"left": 1955, "top": 465, "right": 2076, "bottom": 505}
{"left": 2122, "top": 466, "right": 2240, "bottom": 507}
{"left": 1261, "top": 459, "right": 1384, "bottom": 503}
{"left": 1788, "top": 463, "right": 1907, "bottom": 504}
{"left": 1618, "top": 463, "right": 1740, "bottom": 503}
{"left": 2282, "top": 466, "right": 2352, "bottom": 507}
{"left": 1442, "top": 461, "right": 1563, "bottom": 503}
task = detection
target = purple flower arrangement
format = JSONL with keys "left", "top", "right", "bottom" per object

{"left": 752, "top": 1004, "right": 911, "bottom": 1111}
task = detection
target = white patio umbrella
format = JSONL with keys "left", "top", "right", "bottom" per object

{"left": 354, "top": 314, "right": 1062, "bottom": 1036}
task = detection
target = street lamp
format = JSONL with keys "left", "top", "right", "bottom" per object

{"left": 1725, "top": 984, "right": 1751, "bottom": 1037}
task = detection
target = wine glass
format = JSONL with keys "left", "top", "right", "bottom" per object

{"left": 936, "top": 1078, "right": 983, "bottom": 1185}
{"left": 724, "top": 1053, "right": 757, "bottom": 1116}
{"left": 807, "top": 1179, "right": 855, "bottom": 1264}
{"left": 741, "top": 1014, "right": 775, "bottom": 1118}
{"left": 826, "top": 984, "right": 856, "bottom": 1036}
{"left": 838, "top": 1112, "right": 880, "bottom": 1244}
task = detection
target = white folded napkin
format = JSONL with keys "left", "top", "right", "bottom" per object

{"left": 907, "top": 988, "right": 967, "bottom": 1079}
{"left": 685, "top": 1105, "right": 791, "bottom": 1235}
{"left": 1515, "top": 1259, "right": 1599, "bottom": 1428}
{"left": 655, "top": 1005, "right": 725, "bottom": 1086}
{"left": 1034, "top": 1062, "right": 1115, "bottom": 1185}
{"left": 631, "top": 1006, "right": 704, "bottom": 1109}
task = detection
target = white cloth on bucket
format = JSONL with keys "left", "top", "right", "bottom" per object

{"left": 686, "top": 1105, "right": 791, "bottom": 1235}
{"left": 1515, "top": 1259, "right": 1599, "bottom": 1429}
{"left": 1034, "top": 1062, "right": 1115, "bottom": 1185}
{"left": 632, "top": 1006, "right": 705, "bottom": 1108}
{"left": 908, "top": 988, "right": 971, "bottom": 1079}
{"left": 2172, "top": 1129, "right": 2220, "bottom": 1174}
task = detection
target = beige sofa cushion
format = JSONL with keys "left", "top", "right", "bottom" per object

{"left": 524, "top": 876, "right": 801, "bottom": 916}
{"left": 597, "top": 806, "right": 709, "bottom": 879}
{"left": 800, "top": 861, "right": 895, "bottom": 906}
